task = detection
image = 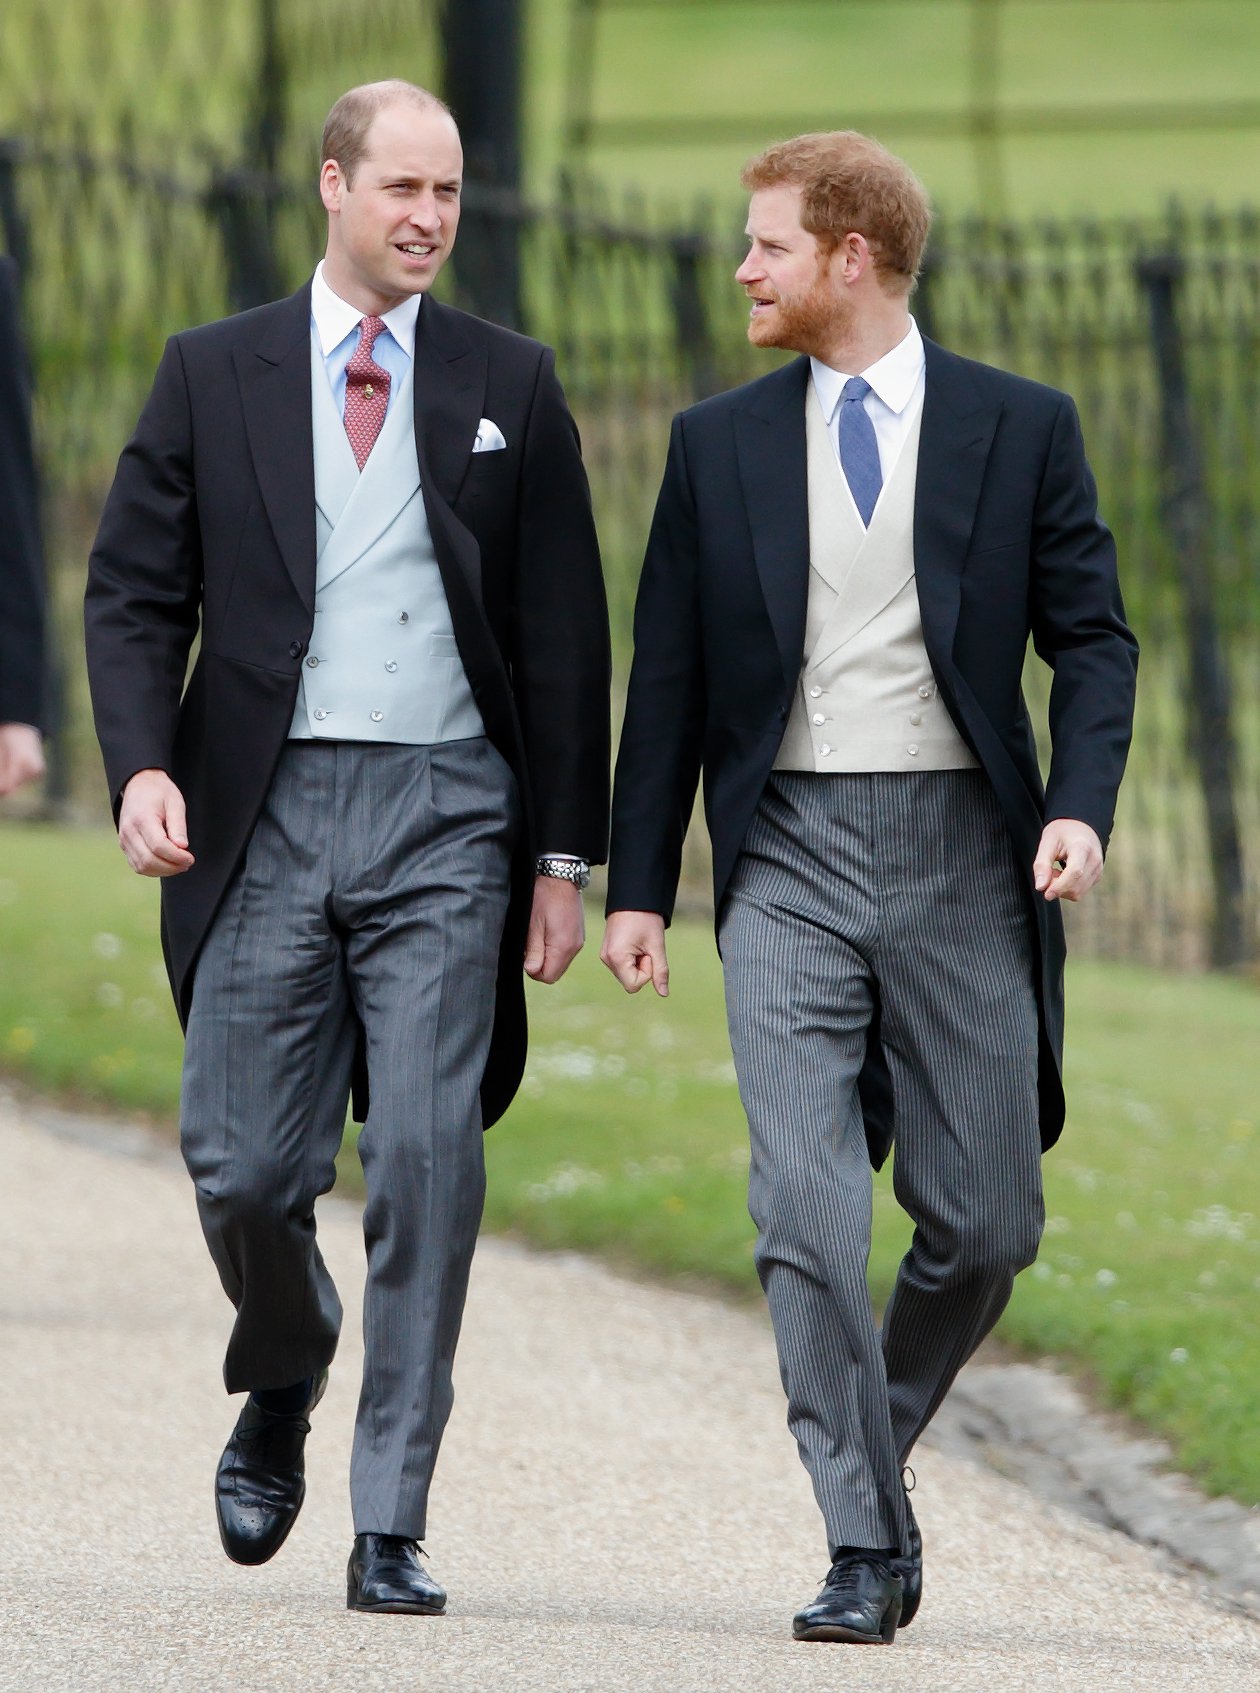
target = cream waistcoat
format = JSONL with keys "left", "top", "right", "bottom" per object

{"left": 774, "top": 383, "right": 977, "bottom": 773}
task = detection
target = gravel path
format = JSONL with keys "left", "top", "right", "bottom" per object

{"left": 2, "top": 1089, "right": 1257, "bottom": 1693}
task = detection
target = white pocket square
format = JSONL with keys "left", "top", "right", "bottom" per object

{"left": 473, "top": 418, "right": 507, "bottom": 453}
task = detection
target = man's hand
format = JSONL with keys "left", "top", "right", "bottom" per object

{"left": 524, "top": 875, "right": 585, "bottom": 983}
{"left": 1033, "top": 818, "right": 1103, "bottom": 903}
{"left": 600, "top": 910, "right": 670, "bottom": 997}
{"left": 118, "top": 768, "right": 195, "bottom": 877}
{"left": 0, "top": 724, "right": 45, "bottom": 796}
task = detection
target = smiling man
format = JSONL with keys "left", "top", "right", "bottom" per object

{"left": 85, "top": 81, "right": 609, "bottom": 1612}
{"left": 602, "top": 132, "right": 1136, "bottom": 1644}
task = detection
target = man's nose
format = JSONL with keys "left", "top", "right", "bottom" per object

{"left": 410, "top": 194, "right": 441, "bottom": 231}
{"left": 735, "top": 252, "right": 759, "bottom": 285}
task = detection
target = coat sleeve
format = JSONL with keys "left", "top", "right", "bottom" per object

{"left": 1030, "top": 393, "right": 1138, "bottom": 849}
{"left": 0, "top": 260, "right": 47, "bottom": 731}
{"left": 84, "top": 335, "right": 203, "bottom": 816}
{"left": 510, "top": 346, "right": 611, "bottom": 862}
{"left": 605, "top": 412, "right": 706, "bottom": 921}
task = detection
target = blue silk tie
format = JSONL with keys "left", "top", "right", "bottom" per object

{"left": 839, "top": 375, "right": 882, "bottom": 527}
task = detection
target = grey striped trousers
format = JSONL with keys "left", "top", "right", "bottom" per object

{"left": 180, "top": 738, "right": 518, "bottom": 1538}
{"left": 720, "top": 770, "right": 1043, "bottom": 1555}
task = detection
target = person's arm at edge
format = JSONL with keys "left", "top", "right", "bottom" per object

{"left": 84, "top": 335, "right": 202, "bottom": 874}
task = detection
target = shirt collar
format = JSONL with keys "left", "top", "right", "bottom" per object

{"left": 310, "top": 260, "right": 421, "bottom": 360}
{"left": 810, "top": 317, "right": 925, "bottom": 423}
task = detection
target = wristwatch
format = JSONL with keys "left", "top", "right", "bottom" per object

{"left": 536, "top": 855, "right": 591, "bottom": 891}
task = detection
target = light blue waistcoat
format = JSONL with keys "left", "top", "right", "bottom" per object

{"left": 288, "top": 333, "right": 484, "bottom": 744}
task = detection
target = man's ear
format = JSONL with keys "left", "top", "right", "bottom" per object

{"left": 319, "top": 161, "right": 344, "bottom": 216}
{"left": 839, "top": 230, "right": 872, "bottom": 282}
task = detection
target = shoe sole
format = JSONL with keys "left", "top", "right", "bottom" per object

{"left": 793, "top": 1623, "right": 897, "bottom": 1645}
{"left": 347, "top": 1596, "right": 446, "bottom": 1615}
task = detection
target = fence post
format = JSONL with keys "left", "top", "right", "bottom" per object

{"left": 670, "top": 230, "right": 718, "bottom": 401}
{"left": 206, "top": 168, "right": 283, "bottom": 312}
{"left": 250, "top": 0, "right": 286, "bottom": 177}
{"left": 441, "top": 0, "right": 524, "bottom": 329}
{"left": 1136, "top": 251, "right": 1250, "bottom": 968}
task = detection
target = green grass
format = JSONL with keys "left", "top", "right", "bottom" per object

{"left": 527, "top": 0, "right": 1260, "bottom": 216}
{"left": 1, "top": 820, "right": 1257, "bottom": 1502}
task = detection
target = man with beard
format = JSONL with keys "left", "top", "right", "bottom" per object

{"left": 86, "top": 81, "right": 609, "bottom": 1612}
{"left": 601, "top": 132, "right": 1136, "bottom": 1644}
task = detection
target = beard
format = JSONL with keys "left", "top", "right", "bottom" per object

{"left": 746, "top": 266, "right": 851, "bottom": 358}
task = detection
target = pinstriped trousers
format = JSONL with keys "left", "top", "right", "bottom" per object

{"left": 719, "top": 770, "right": 1043, "bottom": 1555}
{"left": 180, "top": 738, "right": 517, "bottom": 1537}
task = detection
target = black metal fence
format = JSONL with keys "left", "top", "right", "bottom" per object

{"left": 2, "top": 130, "right": 1257, "bottom": 970}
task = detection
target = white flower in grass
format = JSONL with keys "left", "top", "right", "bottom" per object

{"left": 1169, "top": 1348, "right": 1190, "bottom": 1365}
{"left": 524, "top": 1163, "right": 607, "bottom": 1203}
{"left": 96, "top": 982, "right": 124, "bottom": 1009}
{"left": 1095, "top": 1268, "right": 1117, "bottom": 1288}
{"left": 92, "top": 933, "right": 123, "bottom": 959}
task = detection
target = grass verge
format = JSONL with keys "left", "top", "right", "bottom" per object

{"left": 2, "top": 821, "right": 1257, "bottom": 1501}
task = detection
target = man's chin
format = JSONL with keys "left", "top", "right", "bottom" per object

{"left": 747, "top": 314, "right": 789, "bottom": 350}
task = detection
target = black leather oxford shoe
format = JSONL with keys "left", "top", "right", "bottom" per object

{"left": 214, "top": 1370, "right": 328, "bottom": 1566}
{"left": 891, "top": 1475, "right": 923, "bottom": 1628}
{"left": 347, "top": 1534, "right": 447, "bottom": 1614}
{"left": 792, "top": 1552, "right": 903, "bottom": 1645}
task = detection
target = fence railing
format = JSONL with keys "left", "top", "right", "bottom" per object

{"left": 1, "top": 137, "right": 1256, "bottom": 971}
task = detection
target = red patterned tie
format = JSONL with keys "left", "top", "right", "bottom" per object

{"left": 343, "top": 315, "right": 391, "bottom": 470}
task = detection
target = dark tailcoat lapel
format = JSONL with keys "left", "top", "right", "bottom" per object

{"left": 412, "top": 298, "right": 489, "bottom": 603}
{"left": 733, "top": 356, "right": 811, "bottom": 689}
{"left": 913, "top": 339, "right": 1003, "bottom": 673}
{"left": 234, "top": 286, "right": 317, "bottom": 612}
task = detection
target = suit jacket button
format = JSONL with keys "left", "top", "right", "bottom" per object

{"left": 289, "top": 640, "right": 303, "bottom": 659}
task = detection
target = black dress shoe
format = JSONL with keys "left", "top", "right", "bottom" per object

{"left": 215, "top": 1370, "right": 327, "bottom": 1566}
{"left": 347, "top": 1534, "right": 447, "bottom": 1614}
{"left": 891, "top": 1475, "right": 923, "bottom": 1628}
{"left": 792, "top": 1552, "right": 903, "bottom": 1645}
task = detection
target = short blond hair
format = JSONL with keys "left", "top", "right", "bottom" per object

{"left": 741, "top": 131, "right": 931, "bottom": 291}
{"left": 321, "top": 80, "right": 453, "bottom": 184}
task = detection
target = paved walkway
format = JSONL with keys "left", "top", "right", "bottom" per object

{"left": 2, "top": 1090, "right": 1257, "bottom": 1693}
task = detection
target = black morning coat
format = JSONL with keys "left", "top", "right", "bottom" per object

{"left": 606, "top": 340, "right": 1139, "bottom": 1167}
{"left": 0, "top": 256, "right": 47, "bottom": 734}
{"left": 85, "top": 282, "right": 611, "bottom": 1128}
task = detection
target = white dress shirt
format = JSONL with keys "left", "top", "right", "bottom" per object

{"left": 810, "top": 317, "right": 926, "bottom": 486}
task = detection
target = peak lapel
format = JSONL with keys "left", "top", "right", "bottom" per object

{"left": 235, "top": 287, "right": 317, "bottom": 612}
{"left": 914, "top": 339, "right": 1003, "bottom": 666}
{"left": 733, "top": 357, "right": 811, "bottom": 687}
{"left": 412, "top": 298, "right": 488, "bottom": 510}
